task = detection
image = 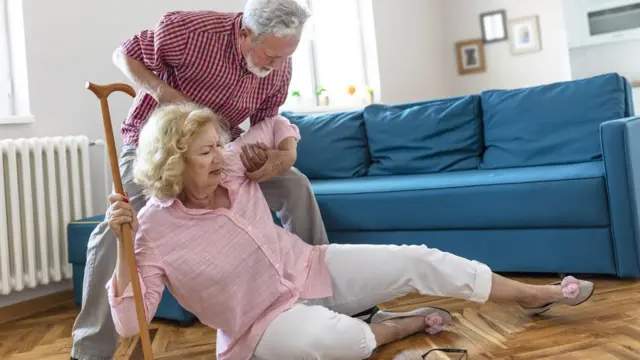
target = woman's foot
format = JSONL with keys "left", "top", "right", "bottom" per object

{"left": 520, "top": 276, "right": 595, "bottom": 316}
{"left": 368, "top": 307, "right": 452, "bottom": 347}
{"left": 516, "top": 283, "right": 565, "bottom": 309}
{"left": 488, "top": 273, "right": 595, "bottom": 315}
{"left": 370, "top": 316, "right": 429, "bottom": 345}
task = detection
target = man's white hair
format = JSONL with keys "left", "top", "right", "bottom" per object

{"left": 242, "top": 0, "right": 311, "bottom": 39}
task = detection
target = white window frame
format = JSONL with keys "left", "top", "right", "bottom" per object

{"left": 0, "top": 0, "right": 14, "bottom": 118}
{"left": 0, "top": 0, "right": 33, "bottom": 124}
{"left": 283, "top": 0, "right": 379, "bottom": 112}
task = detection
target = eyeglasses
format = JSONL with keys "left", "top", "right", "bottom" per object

{"left": 421, "top": 348, "right": 468, "bottom": 360}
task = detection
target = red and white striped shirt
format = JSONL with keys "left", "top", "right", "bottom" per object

{"left": 106, "top": 116, "right": 333, "bottom": 360}
{"left": 119, "top": 10, "right": 292, "bottom": 146}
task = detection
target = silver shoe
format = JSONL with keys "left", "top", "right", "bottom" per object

{"left": 523, "top": 276, "right": 595, "bottom": 316}
{"left": 369, "top": 306, "right": 453, "bottom": 334}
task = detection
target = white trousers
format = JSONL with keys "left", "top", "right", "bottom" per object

{"left": 252, "top": 244, "right": 493, "bottom": 360}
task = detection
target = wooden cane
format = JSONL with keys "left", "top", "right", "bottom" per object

{"left": 86, "top": 81, "right": 154, "bottom": 360}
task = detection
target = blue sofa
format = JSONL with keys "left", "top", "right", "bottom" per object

{"left": 282, "top": 72, "right": 640, "bottom": 278}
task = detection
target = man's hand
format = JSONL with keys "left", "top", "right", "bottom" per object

{"left": 240, "top": 142, "right": 269, "bottom": 172}
{"left": 154, "top": 84, "right": 189, "bottom": 105}
{"left": 113, "top": 50, "right": 189, "bottom": 105}
{"left": 245, "top": 144, "right": 297, "bottom": 183}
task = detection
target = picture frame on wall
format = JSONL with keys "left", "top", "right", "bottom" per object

{"left": 455, "top": 39, "right": 486, "bottom": 75}
{"left": 480, "top": 9, "right": 507, "bottom": 43}
{"left": 507, "top": 15, "right": 542, "bottom": 55}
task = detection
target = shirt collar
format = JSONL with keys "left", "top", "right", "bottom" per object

{"left": 152, "top": 195, "right": 213, "bottom": 215}
{"left": 232, "top": 13, "right": 249, "bottom": 72}
{"left": 153, "top": 196, "right": 175, "bottom": 208}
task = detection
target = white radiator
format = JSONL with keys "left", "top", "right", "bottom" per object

{"left": 0, "top": 136, "right": 94, "bottom": 295}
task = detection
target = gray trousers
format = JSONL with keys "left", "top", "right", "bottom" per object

{"left": 70, "top": 146, "right": 329, "bottom": 360}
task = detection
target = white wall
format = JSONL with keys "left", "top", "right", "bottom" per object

{"left": 561, "top": 0, "right": 640, "bottom": 113}
{"left": 368, "top": 0, "right": 573, "bottom": 103}
{"left": 371, "top": 0, "right": 453, "bottom": 103}
{"left": 569, "top": 39, "right": 640, "bottom": 81}
{"left": 441, "top": 0, "right": 572, "bottom": 95}
{"left": 569, "top": 39, "right": 640, "bottom": 113}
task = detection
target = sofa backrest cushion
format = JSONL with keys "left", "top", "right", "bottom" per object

{"left": 363, "top": 95, "right": 483, "bottom": 176}
{"left": 480, "top": 72, "right": 629, "bottom": 169}
{"left": 281, "top": 109, "right": 370, "bottom": 179}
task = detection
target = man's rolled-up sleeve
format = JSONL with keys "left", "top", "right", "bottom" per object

{"left": 119, "top": 11, "right": 190, "bottom": 73}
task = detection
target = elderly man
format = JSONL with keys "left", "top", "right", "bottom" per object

{"left": 70, "top": 1, "right": 336, "bottom": 359}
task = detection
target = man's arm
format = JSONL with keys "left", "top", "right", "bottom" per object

{"left": 112, "top": 50, "right": 186, "bottom": 104}
{"left": 113, "top": 11, "right": 190, "bottom": 104}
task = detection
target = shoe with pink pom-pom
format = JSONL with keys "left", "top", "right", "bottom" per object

{"left": 523, "top": 276, "right": 595, "bottom": 316}
{"left": 368, "top": 306, "right": 452, "bottom": 335}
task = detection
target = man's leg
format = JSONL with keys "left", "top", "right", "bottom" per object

{"left": 71, "top": 147, "right": 147, "bottom": 360}
{"left": 258, "top": 167, "right": 329, "bottom": 245}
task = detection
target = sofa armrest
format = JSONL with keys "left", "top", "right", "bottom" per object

{"left": 600, "top": 116, "right": 640, "bottom": 277}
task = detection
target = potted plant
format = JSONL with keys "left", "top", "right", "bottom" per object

{"left": 291, "top": 90, "right": 302, "bottom": 105}
{"left": 317, "top": 86, "right": 329, "bottom": 106}
{"left": 367, "top": 87, "right": 375, "bottom": 104}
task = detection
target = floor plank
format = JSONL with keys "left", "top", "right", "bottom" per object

{"left": 2, "top": 275, "right": 640, "bottom": 359}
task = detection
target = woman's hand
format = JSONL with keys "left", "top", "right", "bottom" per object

{"left": 241, "top": 142, "right": 269, "bottom": 172}
{"left": 245, "top": 148, "right": 296, "bottom": 183}
{"left": 107, "top": 192, "right": 139, "bottom": 240}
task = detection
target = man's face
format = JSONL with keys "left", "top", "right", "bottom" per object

{"left": 240, "top": 30, "right": 300, "bottom": 78}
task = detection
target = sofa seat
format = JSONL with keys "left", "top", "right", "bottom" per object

{"left": 312, "top": 161, "right": 610, "bottom": 231}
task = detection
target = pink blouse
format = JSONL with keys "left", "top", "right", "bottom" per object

{"left": 106, "top": 116, "right": 333, "bottom": 360}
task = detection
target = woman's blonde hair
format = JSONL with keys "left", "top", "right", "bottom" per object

{"left": 133, "top": 102, "right": 230, "bottom": 199}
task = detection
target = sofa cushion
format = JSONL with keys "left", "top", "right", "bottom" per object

{"left": 363, "top": 95, "right": 483, "bottom": 176}
{"left": 281, "top": 110, "right": 370, "bottom": 179}
{"left": 481, "top": 73, "right": 629, "bottom": 169}
{"left": 312, "top": 161, "right": 609, "bottom": 231}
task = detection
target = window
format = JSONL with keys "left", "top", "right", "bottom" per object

{"left": 0, "top": 0, "right": 31, "bottom": 123}
{"left": 0, "top": 0, "right": 12, "bottom": 117}
{"left": 283, "top": 0, "right": 380, "bottom": 111}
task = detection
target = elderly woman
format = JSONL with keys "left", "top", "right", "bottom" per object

{"left": 106, "top": 102, "right": 594, "bottom": 360}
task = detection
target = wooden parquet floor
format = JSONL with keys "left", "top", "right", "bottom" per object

{"left": 2, "top": 275, "right": 640, "bottom": 360}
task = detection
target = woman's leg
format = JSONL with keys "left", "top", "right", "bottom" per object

{"left": 304, "top": 243, "right": 493, "bottom": 317}
{"left": 253, "top": 303, "right": 377, "bottom": 360}
{"left": 488, "top": 273, "right": 563, "bottom": 306}
{"left": 308, "top": 244, "right": 592, "bottom": 317}
{"left": 253, "top": 303, "right": 432, "bottom": 360}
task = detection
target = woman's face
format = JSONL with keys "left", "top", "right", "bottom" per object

{"left": 182, "top": 122, "right": 225, "bottom": 194}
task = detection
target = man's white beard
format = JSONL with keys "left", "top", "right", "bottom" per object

{"left": 246, "top": 53, "right": 274, "bottom": 78}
